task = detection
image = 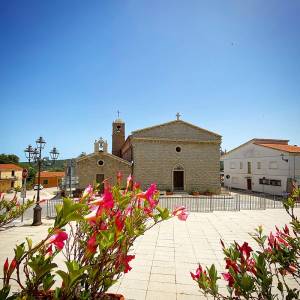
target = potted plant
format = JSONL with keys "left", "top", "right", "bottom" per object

{"left": 166, "top": 189, "right": 173, "bottom": 196}
{"left": 191, "top": 190, "right": 200, "bottom": 196}
{"left": 190, "top": 188, "right": 300, "bottom": 299}
{"left": 0, "top": 174, "right": 188, "bottom": 299}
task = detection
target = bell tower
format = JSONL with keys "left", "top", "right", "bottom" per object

{"left": 112, "top": 118, "right": 125, "bottom": 157}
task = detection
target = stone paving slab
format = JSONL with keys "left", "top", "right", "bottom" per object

{"left": 0, "top": 208, "right": 299, "bottom": 299}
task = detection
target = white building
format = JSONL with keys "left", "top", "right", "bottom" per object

{"left": 221, "top": 139, "right": 300, "bottom": 195}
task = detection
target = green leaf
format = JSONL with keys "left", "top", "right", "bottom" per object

{"left": 14, "top": 243, "right": 25, "bottom": 260}
{"left": 43, "top": 273, "right": 55, "bottom": 291}
{"left": 0, "top": 285, "right": 10, "bottom": 300}
{"left": 56, "top": 270, "right": 70, "bottom": 288}
{"left": 240, "top": 274, "right": 254, "bottom": 292}
{"left": 26, "top": 237, "right": 32, "bottom": 250}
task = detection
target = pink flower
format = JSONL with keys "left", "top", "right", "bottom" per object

{"left": 125, "top": 175, "right": 133, "bottom": 192}
{"left": 172, "top": 206, "right": 188, "bottom": 221}
{"left": 190, "top": 264, "right": 206, "bottom": 281}
{"left": 238, "top": 242, "right": 252, "bottom": 260}
{"left": 84, "top": 206, "right": 98, "bottom": 222}
{"left": 115, "top": 211, "right": 125, "bottom": 232}
{"left": 222, "top": 272, "right": 235, "bottom": 287}
{"left": 47, "top": 230, "right": 68, "bottom": 250}
{"left": 83, "top": 184, "right": 93, "bottom": 198}
{"left": 90, "top": 188, "right": 114, "bottom": 210}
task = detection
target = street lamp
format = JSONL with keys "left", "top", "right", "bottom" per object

{"left": 24, "top": 137, "right": 59, "bottom": 226}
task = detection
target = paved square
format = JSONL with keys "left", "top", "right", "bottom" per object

{"left": 0, "top": 208, "right": 298, "bottom": 299}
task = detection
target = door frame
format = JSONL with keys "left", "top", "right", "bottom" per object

{"left": 247, "top": 178, "right": 252, "bottom": 190}
{"left": 172, "top": 165, "right": 185, "bottom": 191}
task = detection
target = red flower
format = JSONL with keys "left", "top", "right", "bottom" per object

{"left": 47, "top": 230, "right": 68, "bottom": 250}
{"left": 123, "top": 255, "right": 135, "bottom": 273}
{"left": 283, "top": 224, "right": 290, "bottom": 235}
{"left": 115, "top": 211, "right": 125, "bottom": 232}
{"left": 87, "top": 234, "right": 97, "bottom": 255}
{"left": 133, "top": 182, "right": 141, "bottom": 190}
{"left": 8, "top": 259, "right": 17, "bottom": 274}
{"left": 222, "top": 272, "right": 235, "bottom": 287}
{"left": 172, "top": 206, "right": 188, "bottom": 221}
{"left": 46, "top": 245, "right": 53, "bottom": 256}
{"left": 225, "top": 258, "right": 239, "bottom": 273}
{"left": 238, "top": 242, "right": 252, "bottom": 260}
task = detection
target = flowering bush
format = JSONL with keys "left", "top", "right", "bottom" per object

{"left": 0, "top": 193, "right": 34, "bottom": 228}
{"left": 191, "top": 188, "right": 300, "bottom": 300}
{"left": 0, "top": 174, "right": 187, "bottom": 299}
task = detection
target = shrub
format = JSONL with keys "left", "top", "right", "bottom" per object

{"left": 0, "top": 174, "right": 188, "bottom": 299}
{"left": 191, "top": 188, "right": 300, "bottom": 299}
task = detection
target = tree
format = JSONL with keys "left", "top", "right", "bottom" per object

{"left": 0, "top": 154, "right": 19, "bottom": 164}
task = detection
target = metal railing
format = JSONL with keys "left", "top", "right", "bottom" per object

{"left": 46, "top": 193, "right": 300, "bottom": 218}
{"left": 46, "top": 197, "right": 63, "bottom": 218}
{"left": 158, "top": 194, "right": 300, "bottom": 213}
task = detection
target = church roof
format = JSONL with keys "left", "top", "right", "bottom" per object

{"left": 76, "top": 151, "right": 131, "bottom": 165}
{"left": 131, "top": 119, "right": 221, "bottom": 137}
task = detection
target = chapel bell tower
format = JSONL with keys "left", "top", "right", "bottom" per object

{"left": 112, "top": 118, "right": 125, "bottom": 157}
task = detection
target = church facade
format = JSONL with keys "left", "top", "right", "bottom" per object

{"left": 76, "top": 116, "right": 221, "bottom": 193}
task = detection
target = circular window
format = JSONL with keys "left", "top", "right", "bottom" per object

{"left": 176, "top": 146, "right": 181, "bottom": 153}
{"left": 98, "top": 160, "right": 104, "bottom": 166}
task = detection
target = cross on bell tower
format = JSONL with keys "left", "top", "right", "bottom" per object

{"left": 176, "top": 112, "right": 181, "bottom": 120}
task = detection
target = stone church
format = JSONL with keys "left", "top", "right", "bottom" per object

{"left": 76, "top": 115, "right": 221, "bottom": 193}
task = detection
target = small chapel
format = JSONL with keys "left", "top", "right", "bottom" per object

{"left": 76, "top": 114, "right": 222, "bottom": 193}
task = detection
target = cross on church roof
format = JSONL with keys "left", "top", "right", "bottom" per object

{"left": 176, "top": 112, "right": 181, "bottom": 120}
{"left": 117, "top": 110, "right": 120, "bottom": 118}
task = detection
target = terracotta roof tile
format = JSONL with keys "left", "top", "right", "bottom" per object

{"left": 256, "top": 143, "right": 300, "bottom": 153}
{"left": 0, "top": 164, "right": 23, "bottom": 171}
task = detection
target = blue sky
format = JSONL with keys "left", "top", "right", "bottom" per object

{"left": 0, "top": 0, "right": 299, "bottom": 160}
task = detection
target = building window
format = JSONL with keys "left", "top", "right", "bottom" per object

{"left": 240, "top": 162, "right": 243, "bottom": 169}
{"left": 270, "top": 179, "right": 281, "bottom": 186}
{"left": 257, "top": 162, "right": 261, "bottom": 169}
{"left": 11, "top": 170, "right": 15, "bottom": 176}
{"left": 259, "top": 178, "right": 269, "bottom": 185}
{"left": 43, "top": 179, "right": 48, "bottom": 185}
{"left": 176, "top": 146, "right": 181, "bottom": 153}
{"left": 247, "top": 162, "right": 251, "bottom": 174}
{"left": 230, "top": 162, "right": 236, "bottom": 169}
{"left": 269, "top": 161, "right": 278, "bottom": 169}
{"left": 98, "top": 160, "right": 104, "bottom": 166}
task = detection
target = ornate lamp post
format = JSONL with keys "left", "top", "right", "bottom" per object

{"left": 24, "top": 137, "right": 59, "bottom": 226}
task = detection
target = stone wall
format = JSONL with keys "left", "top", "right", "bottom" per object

{"left": 132, "top": 139, "right": 221, "bottom": 193}
{"left": 76, "top": 152, "right": 131, "bottom": 189}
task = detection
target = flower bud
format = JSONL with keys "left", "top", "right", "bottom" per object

{"left": 3, "top": 258, "right": 9, "bottom": 274}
